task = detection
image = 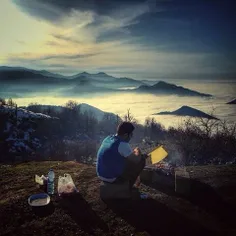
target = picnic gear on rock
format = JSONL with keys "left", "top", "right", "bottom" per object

{"left": 35, "top": 175, "right": 47, "bottom": 185}
{"left": 28, "top": 193, "right": 50, "bottom": 207}
{"left": 47, "top": 169, "right": 55, "bottom": 195}
{"left": 58, "top": 173, "right": 78, "bottom": 197}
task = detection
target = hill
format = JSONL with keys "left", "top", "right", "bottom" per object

{"left": 0, "top": 105, "right": 58, "bottom": 120}
{"left": 153, "top": 105, "right": 219, "bottom": 120}
{"left": 0, "top": 68, "right": 64, "bottom": 84}
{"left": 24, "top": 103, "right": 119, "bottom": 122}
{"left": 0, "top": 105, "right": 59, "bottom": 160}
{"left": 134, "top": 81, "right": 212, "bottom": 97}
{"left": 0, "top": 161, "right": 235, "bottom": 235}
{"left": 227, "top": 98, "right": 236, "bottom": 104}
{"left": 0, "top": 104, "right": 121, "bottom": 161}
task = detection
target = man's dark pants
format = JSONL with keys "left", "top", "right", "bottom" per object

{"left": 115, "top": 155, "right": 146, "bottom": 188}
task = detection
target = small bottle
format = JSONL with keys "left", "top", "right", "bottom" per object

{"left": 47, "top": 169, "right": 55, "bottom": 195}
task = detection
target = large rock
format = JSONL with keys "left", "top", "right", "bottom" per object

{"left": 175, "top": 169, "right": 191, "bottom": 196}
{"left": 100, "top": 181, "right": 141, "bottom": 200}
{"left": 100, "top": 181, "right": 131, "bottom": 200}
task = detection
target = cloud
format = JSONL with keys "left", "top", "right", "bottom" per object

{"left": 45, "top": 41, "right": 62, "bottom": 47}
{"left": 51, "top": 34, "right": 82, "bottom": 45}
{"left": 6, "top": 0, "right": 235, "bottom": 79}
{"left": 39, "top": 53, "right": 99, "bottom": 61}
{"left": 40, "top": 63, "right": 69, "bottom": 68}
{"left": 16, "top": 40, "right": 26, "bottom": 45}
{"left": 6, "top": 52, "right": 100, "bottom": 63}
{"left": 12, "top": 0, "right": 151, "bottom": 23}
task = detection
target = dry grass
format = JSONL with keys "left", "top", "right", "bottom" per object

{"left": 0, "top": 162, "right": 236, "bottom": 236}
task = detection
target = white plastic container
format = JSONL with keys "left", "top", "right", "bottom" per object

{"left": 28, "top": 193, "right": 50, "bottom": 207}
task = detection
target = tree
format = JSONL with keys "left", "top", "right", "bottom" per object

{"left": 0, "top": 97, "right": 6, "bottom": 106}
{"left": 7, "top": 98, "right": 16, "bottom": 107}
{"left": 27, "top": 103, "right": 41, "bottom": 113}
{"left": 123, "top": 109, "right": 138, "bottom": 123}
{"left": 65, "top": 100, "right": 79, "bottom": 110}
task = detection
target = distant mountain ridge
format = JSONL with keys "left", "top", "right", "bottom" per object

{"left": 0, "top": 66, "right": 212, "bottom": 97}
{"left": 134, "top": 81, "right": 212, "bottom": 97}
{"left": 227, "top": 98, "right": 236, "bottom": 104}
{"left": 153, "top": 105, "right": 219, "bottom": 120}
{"left": 0, "top": 66, "right": 144, "bottom": 87}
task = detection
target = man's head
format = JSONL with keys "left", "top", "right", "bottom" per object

{"left": 117, "top": 121, "right": 135, "bottom": 142}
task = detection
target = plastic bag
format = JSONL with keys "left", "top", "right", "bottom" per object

{"left": 35, "top": 175, "right": 47, "bottom": 185}
{"left": 57, "top": 173, "right": 78, "bottom": 196}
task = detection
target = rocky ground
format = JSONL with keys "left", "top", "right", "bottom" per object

{"left": 0, "top": 161, "right": 236, "bottom": 236}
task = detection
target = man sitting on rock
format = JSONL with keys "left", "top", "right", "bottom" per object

{"left": 96, "top": 122, "right": 147, "bottom": 199}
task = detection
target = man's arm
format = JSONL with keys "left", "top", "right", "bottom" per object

{"left": 126, "top": 146, "right": 147, "bottom": 163}
{"left": 118, "top": 142, "right": 147, "bottom": 163}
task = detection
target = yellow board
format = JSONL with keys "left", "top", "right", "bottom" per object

{"left": 146, "top": 145, "right": 168, "bottom": 165}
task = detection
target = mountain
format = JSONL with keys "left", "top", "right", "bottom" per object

{"left": 2, "top": 66, "right": 213, "bottom": 97}
{"left": 153, "top": 105, "right": 219, "bottom": 120}
{"left": 69, "top": 72, "right": 116, "bottom": 82}
{"left": 134, "top": 81, "right": 212, "bottom": 97}
{"left": 37, "top": 70, "right": 67, "bottom": 79}
{"left": 0, "top": 105, "right": 58, "bottom": 120}
{"left": 0, "top": 67, "right": 64, "bottom": 84}
{"left": 79, "top": 103, "right": 119, "bottom": 122}
{"left": 62, "top": 81, "right": 117, "bottom": 95}
{"left": 71, "top": 76, "right": 91, "bottom": 86}
{"left": 0, "top": 66, "right": 144, "bottom": 89}
{"left": 227, "top": 98, "right": 236, "bottom": 104}
{"left": 141, "top": 79, "right": 157, "bottom": 85}
{"left": 117, "top": 77, "right": 145, "bottom": 86}
{"left": 62, "top": 75, "right": 119, "bottom": 93}
{"left": 0, "top": 66, "right": 29, "bottom": 71}
{"left": 25, "top": 103, "right": 120, "bottom": 122}
{"left": 0, "top": 66, "right": 67, "bottom": 79}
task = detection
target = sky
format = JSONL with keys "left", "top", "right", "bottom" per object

{"left": 0, "top": 0, "right": 235, "bottom": 80}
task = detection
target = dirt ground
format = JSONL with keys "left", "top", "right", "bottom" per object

{"left": 0, "top": 161, "right": 236, "bottom": 236}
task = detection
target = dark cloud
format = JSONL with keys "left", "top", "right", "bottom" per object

{"left": 36, "top": 53, "right": 100, "bottom": 61}
{"left": 8, "top": 53, "right": 100, "bottom": 64}
{"left": 43, "top": 63, "right": 68, "bottom": 68}
{"left": 51, "top": 34, "right": 82, "bottom": 44}
{"left": 45, "top": 41, "right": 62, "bottom": 46}
{"left": 16, "top": 40, "right": 26, "bottom": 45}
{"left": 121, "top": 0, "right": 236, "bottom": 55}
{"left": 12, "top": 0, "right": 147, "bottom": 22}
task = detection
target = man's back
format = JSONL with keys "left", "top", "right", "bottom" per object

{"left": 96, "top": 134, "right": 132, "bottom": 182}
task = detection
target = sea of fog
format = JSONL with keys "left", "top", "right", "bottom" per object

{"left": 13, "top": 79, "right": 236, "bottom": 129}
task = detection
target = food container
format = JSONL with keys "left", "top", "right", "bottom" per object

{"left": 58, "top": 174, "right": 78, "bottom": 197}
{"left": 28, "top": 193, "right": 50, "bottom": 207}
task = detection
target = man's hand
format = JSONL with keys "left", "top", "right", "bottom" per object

{"left": 133, "top": 147, "right": 141, "bottom": 156}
